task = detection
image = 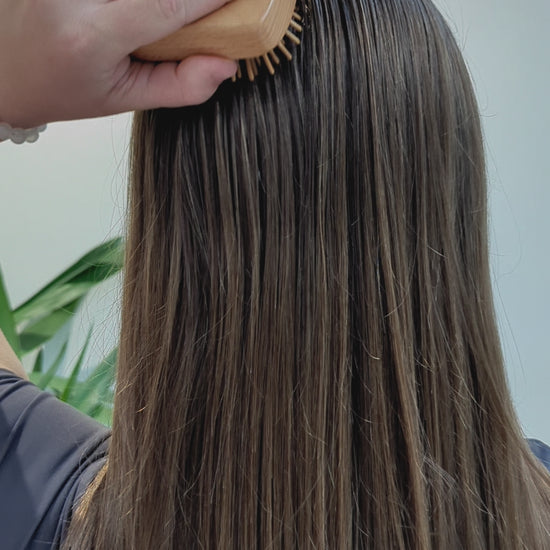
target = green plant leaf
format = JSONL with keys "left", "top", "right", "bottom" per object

{"left": 0, "top": 266, "right": 22, "bottom": 357}
{"left": 13, "top": 237, "right": 124, "bottom": 326}
{"left": 69, "top": 348, "right": 117, "bottom": 418}
{"left": 31, "top": 348, "right": 44, "bottom": 374}
{"left": 29, "top": 374, "right": 70, "bottom": 399}
{"left": 36, "top": 340, "right": 68, "bottom": 390}
{"left": 90, "top": 404, "right": 114, "bottom": 427}
{"left": 18, "top": 298, "right": 82, "bottom": 355}
{"left": 3, "top": 239, "right": 123, "bottom": 424}
{"left": 60, "top": 327, "right": 93, "bottom": 403}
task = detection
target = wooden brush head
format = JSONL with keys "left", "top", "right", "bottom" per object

{"left": 134, "top": 0, "right": 298, "bottom": 62}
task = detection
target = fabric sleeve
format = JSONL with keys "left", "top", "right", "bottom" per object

{"left": 527, "top": 438, "right": 550, "bottom": 473}
{"left": 0, "top": 368, "right": 111, "bottom": 549}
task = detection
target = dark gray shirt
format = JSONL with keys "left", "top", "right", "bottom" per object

{"left": 0, "top": 369, "right": 110, "bottom": 549}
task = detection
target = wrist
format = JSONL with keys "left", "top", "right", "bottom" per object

{"left": 0, "top": 87, "right": 48, "bottom": 141}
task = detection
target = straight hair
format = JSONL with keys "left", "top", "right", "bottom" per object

{"left": 64, "top": 0, "right": 550, "bottom": 547}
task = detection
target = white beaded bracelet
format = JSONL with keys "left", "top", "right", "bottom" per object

{"left": 0, "top": 121, "right": 47, "bottom": 144}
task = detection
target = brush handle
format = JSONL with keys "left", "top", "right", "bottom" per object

{"left": 134, "top": 0, "right": 296, "bottom": 62}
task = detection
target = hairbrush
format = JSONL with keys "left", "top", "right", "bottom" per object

{"left": 133, "top": 0, "right": 302, "bottom": 81}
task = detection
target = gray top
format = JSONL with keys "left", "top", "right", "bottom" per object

{"left": 528, "top": 438, "right": 550, "bottom": 472}
{"left": 0, "top": 369, "right": 110, "bottom": 549}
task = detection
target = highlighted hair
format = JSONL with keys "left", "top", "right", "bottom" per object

{"left": 64, "top": 0, "right": 550, "bottom": 547}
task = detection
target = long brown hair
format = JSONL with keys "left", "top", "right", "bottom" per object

{"left": 64, "top": 0, "right": 550, "bottom": 547}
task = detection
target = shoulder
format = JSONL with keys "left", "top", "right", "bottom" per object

{"left": 0, "top": 368, "right": 111, "bottom": 549}
{"left": 527, "top": 438, "right": 550, "bottom": 473}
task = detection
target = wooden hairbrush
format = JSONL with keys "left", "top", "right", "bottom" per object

{"left": 133, "top": 0, "right": 302, "bottom": 81}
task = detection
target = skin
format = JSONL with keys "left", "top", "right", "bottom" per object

{"left": 0, "top": 0, "right": 237, "bottom": 128}
{"left": 0, "top": 330, "right": 28, "bottom": 380}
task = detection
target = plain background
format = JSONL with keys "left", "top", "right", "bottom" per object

{"left": 0, "top": 0, "right": 549, "bottom": 441}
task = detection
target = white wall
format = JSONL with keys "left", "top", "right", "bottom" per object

{"left": 433, "top": 0, "right": 550, "bottom": 442}
{"left": 1, "top": 1, "right": 549, "bottom": 441}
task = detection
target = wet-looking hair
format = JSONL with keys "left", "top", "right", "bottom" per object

{"left": 64, "top": 0, "right": 550, "bottom": 548}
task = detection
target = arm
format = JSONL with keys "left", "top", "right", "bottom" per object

{"left": 0, "top": 330, "right": 28, "bottom": 380}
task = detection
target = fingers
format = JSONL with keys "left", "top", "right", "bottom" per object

{"left": 108, "top": 56, "right": 237, "bottom": 112}
{"left": 98, "top": 0, "right": 231, "bottom": 55}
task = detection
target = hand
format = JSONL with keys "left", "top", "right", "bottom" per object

{"left": 0, "top": 0, "right": 237, "bottom": 128}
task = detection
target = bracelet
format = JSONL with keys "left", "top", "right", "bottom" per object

{"left": 0, "top": 121, "right": 47, "bottom": 144}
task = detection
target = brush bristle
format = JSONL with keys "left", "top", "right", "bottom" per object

{"left": 233, "top": 11, "right": 303, "bottom": 82}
